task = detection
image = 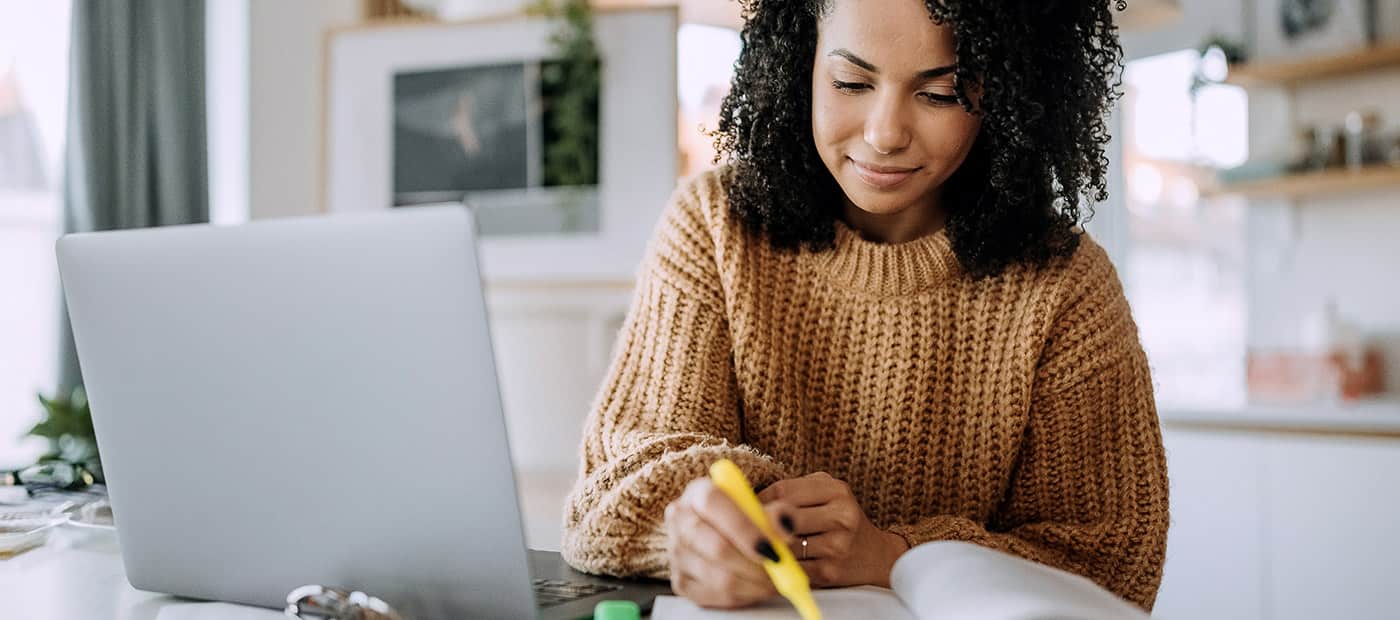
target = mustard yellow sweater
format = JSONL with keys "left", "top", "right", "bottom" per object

{"left": 561, "top": 168, "right": 1169, "bottom": 609}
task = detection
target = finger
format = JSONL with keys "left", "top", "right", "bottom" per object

{"left": 785, "top": 502, "right": 862, "bottom": 536}
{"left": 672, "top": 498, "right": 779, "bottom": 605}
{"left": 681, "top": 477, "right": 780, "bottom": 565}
{"left": 757, "top": 472, "right": 849, "bottom": 507}
{"left": 798, "top": 559, "right": 837, "bottom": 588}
{"left": 762, "top": 502, "right": 799, "bottom": 545}
{"left": 664, "top": 500, "right": 684, "bottom": 557}
{"left": 673, "top": 528, "right": 775, "bottom": 607}
{"left": 673, "top": 500, "right": 771, "bottom": 580}
{"left": 788, "top": 531, "right": 852, "bottom": 562}
{"left": 665, "top": 500, "right": 681, "bottom": 537}
{"left": 672, "top": 534, "right": 772, "bottom": 596}
{"left": 666, "top": 502, "right": 691, "bottom": 596}
{"left": 685, "top": 568, "right": 774, "bottom": 610}
{"left": 671, "top": 571, "right": 691, "bottom": 598}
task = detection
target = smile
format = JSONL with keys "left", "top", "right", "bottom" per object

{"left": 849, "top": 158, "right": 920, "bottom": 190}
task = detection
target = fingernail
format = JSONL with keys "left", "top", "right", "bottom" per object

{"left": 780, "top": 515, "right": 795, "bottom": 534}
{"left": 755, "top": 540, "right": 779, "bottom": 563}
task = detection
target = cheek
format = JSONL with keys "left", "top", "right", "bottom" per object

{"left": 811, "top": 92, "right": 859, "bottom": 146}
{"left": 957, "top": 118, "right": 983, "bottom": 156}
{"left": 924, "top": 116, "right": 981, "bottom": 159}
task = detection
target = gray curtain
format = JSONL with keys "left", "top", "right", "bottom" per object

{"left": 58, "top": 0, "right": 208, "bottom": 393}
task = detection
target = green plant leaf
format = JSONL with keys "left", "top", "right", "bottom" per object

{"left": 27, "top": 388, "right": 101, "bottom": 474}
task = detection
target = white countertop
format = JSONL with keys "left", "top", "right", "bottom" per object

{"left": 1159, "top": 399, "right": 1400, "bottom": 436}
{"left": 0, "top": 470, "right": 580, "bottom": 619}
{"left": 1, "top": 526, "right": 283, "bottom": 620}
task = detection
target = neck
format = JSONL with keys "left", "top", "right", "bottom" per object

{"left": 841, "top": 196, "right": 947, "bottom": 245}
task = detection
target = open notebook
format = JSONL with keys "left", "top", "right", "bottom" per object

{"left": 652, "top": 541, "right": 1147, "bottom": 620}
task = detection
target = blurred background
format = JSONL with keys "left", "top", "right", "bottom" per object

{"left": 0, "top": 0, "right": 1397, "bottom": 617}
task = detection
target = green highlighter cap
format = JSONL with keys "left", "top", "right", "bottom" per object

{"left": 593, "top": 599, "right": 641, "bottom": 620}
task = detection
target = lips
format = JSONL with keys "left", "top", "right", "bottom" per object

{"left": 850, "top": 158, "right": 920, "bottom": 190}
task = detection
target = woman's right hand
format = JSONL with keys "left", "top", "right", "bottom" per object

{"left": 664, "top": 477, "right": 795, "bottom": 609}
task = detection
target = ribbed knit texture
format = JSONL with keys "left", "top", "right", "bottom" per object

{"left": 561, "top": 167, "right": 1170, "bottom": 610}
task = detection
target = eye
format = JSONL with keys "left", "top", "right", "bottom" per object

{"left": 919, "top": 92, "right": 960, "bottom": 106}
{"left": 831, "top": 80, "right": 869, "bottom": 93}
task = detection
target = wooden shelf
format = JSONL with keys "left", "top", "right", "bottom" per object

{"left": 1214, "top": 165, "right": 1400, "bottom": 198}
{"left": 1225, "top": 42, "right": 1400, "bottom": 87}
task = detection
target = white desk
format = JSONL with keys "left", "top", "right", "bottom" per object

{"left": 1, "top": 526, "right": 282, "bottom": 619}
{"left": 0, "top": 470, "right": 576, "bottom": 619}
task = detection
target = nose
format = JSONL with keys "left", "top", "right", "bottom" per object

{"left": 863, "top": 90, "right": 912, "bottom": 155}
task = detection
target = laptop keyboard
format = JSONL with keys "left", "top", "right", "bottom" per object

{"left": 532, "top": 578, "right": 622, "bottom": 608}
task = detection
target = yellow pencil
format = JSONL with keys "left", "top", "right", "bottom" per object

{"left": 708, "top": 459, "right": 822, "bottom": 620}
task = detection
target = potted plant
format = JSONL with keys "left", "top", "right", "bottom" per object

{"left": 25, "top": 387, "right": 103, "bottom": 485}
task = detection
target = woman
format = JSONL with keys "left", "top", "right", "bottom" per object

{"left": 561, "top": 0, "right": 1168, "bottom": 611}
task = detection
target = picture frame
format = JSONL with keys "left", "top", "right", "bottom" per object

{"left": 1379, "top": 0, "right": 1400, "bottom": 43}
{"left": 324, "top": 7, "right": 678, "bottom": 283}
{"left": 1251, "top": 0, "right": 1372, "bottom": 62}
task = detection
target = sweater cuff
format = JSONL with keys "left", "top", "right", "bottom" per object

{"left": 887, "top": 514, "right": 986, "bottom": 550}
{"left": 562, "top": 442, "right": 791, "bottom": 578}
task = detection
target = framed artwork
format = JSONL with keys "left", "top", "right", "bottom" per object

{"left": 324, "top": 7, "right": 678, "bottom": 282}
{"left": 1379, "top": 0, "right": 1400, "bottom": 43}
{"left": 1252, "top": 0, "right": 1372, "bottom": 61}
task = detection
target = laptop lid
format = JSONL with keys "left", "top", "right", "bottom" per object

{"left": 56, "top": 205, "right": 536, "bottom": 619}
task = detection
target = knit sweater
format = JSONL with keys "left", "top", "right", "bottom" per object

{"left": 560, "top": 167, "right": 1170, "bottom": 610}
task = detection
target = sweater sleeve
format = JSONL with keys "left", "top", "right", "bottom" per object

{"left": 560, "top": 175, "right": 792, "bottom": 579}
{"left": 885, "top": 242, "right": 1170, "bottom": 611}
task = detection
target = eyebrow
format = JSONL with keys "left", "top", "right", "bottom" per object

{"left": 828, "top": 48, "right": 956, "bottom": 80}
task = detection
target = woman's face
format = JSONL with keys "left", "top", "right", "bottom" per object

{"left": 811, "top": 0, "right": 982, "bottom": 221}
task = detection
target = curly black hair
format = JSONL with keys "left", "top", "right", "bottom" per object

{"left": 712, "top": 0, "right": 1127, "bottom": 279}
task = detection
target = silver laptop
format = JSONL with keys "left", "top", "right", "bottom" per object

{"left": 56, "top": 205, "right": 670, "bottom": 619}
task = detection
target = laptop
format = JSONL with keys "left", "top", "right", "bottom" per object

{"left": 56, "top": 205, "right": 671, "bottom": 619}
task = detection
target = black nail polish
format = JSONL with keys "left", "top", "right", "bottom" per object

{"left": 756, "top": 540, "right": 779, "bottom": 563}
{"left": 780, "top": 515, "right": 795, "bottom": 534}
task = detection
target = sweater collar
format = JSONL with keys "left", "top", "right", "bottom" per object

{"left": 812, "top": 219, "right": 963, "bottom": 296}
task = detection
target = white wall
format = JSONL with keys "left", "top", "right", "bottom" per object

{"left": 1120, "top": 1, "right": 1246, "bottom": 62}
{"left": 1125, "top": 0, "right": 1400, "bottom": 396}
{"left": 208, "top": 0, "right": 250, "bottom": 225}
{"left": 0, "top": 0, "right": 71, "bottom": 469}
{"left": 1243, "top": 70, "right": 1400, "bottom": 395}
{"left": 1281, "top": 69, "right": 1400, "bottom": 393}
{"left": 487, "top": 287, "right": 632, "bottom": 474}
{"left": 248, "top": 0, "right": 360, "bottom": 220}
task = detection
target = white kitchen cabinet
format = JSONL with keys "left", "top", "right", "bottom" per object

{"left": 1153, "top": 422, "right": 1400, "bottom": 619}
{"left": 1155, "top": 429, "right": 1268, "bottom": 620}
{"left": 1262, "top": 435, "right": 1400, "bottom": 620}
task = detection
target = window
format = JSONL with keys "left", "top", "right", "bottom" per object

{"left": 677, "top": 23, "right": 741, "bottom": 178}
{"left": 0, "top": 0, "right": 72, "bottom": 467}
{"left": 1120, "top": 49, "right": 1249, "bottom": 410}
